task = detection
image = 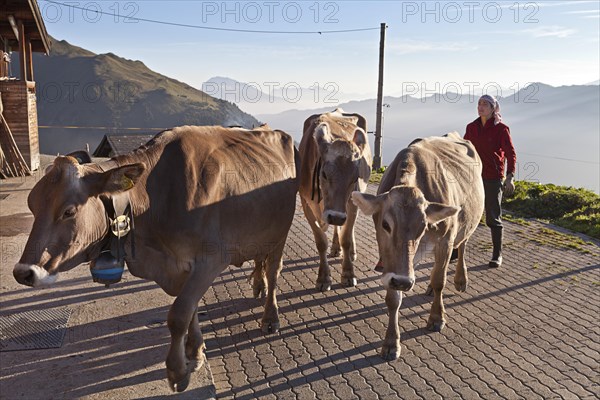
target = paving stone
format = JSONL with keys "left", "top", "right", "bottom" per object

{"left": 291, "top": 384, "right": 316, "bottom": 400}
{"left": 330, "top": 383, "right": 356, "bottom": 399}
{"left": 193, "top": 191, "right": 600, "bottom": 399}
{"left": 552, "top": 388, "right": 582, "bottom": 400}
{"left": 556, "top": 379, "right": 596, "bottom": 398}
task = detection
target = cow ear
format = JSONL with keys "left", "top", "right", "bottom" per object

{"left": 351, "top": 191, "right": 381, "bottom": 216}
{"left": 313, "top": 122, "right": 333, "bottom": 153}
{"left": 86, "top": 163, "right": 146, "bottom": 196}
{"left": 352, "top": 128, "right": 367, "bottom": 153}
{"left": 425, "top": 202, "right": 460, "bottom": 224}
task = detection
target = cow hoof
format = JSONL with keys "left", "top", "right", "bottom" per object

{"left": 185, "top": 347, "right": 206, "bottom": 371}
{"left": 316, "top": 281, "right": 331, "bottom": 292}
{"left": 426, "top": 319, "right": 446, "bottom": 332}
{"left": 425, "top": 284, "right": 433, "bottom": 296}
{"left": 380, "top": 346, "right": 401, "bottom": 360}
{"left": 454, "top": 280, "right": 468, "bottom": 292}
{"left": 329, "top": 248, "right": 341, "bottom": 257}
{"left": 167, "top": 369, "right": 191, "bottom": 393}
{"left": 188, "top": 357, "right": 204, "bottom": 372}
{"left": 341, "top": 277, "right": 357, "bottom": 287}
{"left": 261, "top": 321, "right": 280, "bottom": 334}
{"left": 253, "top": 286, "right": 266, "bottom": 299}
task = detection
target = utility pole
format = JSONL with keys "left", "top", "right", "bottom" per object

{"left": 373, "top": 23, "right": 387, "bottom": 171}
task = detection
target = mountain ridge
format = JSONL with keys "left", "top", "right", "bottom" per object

{"left": 11, "top": 37, "right": 260, "bottom": 154}
{"left": 256, "top": 83, "right": 600, "bottom": 193}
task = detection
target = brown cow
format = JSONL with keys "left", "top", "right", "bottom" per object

{"left": 298, "top": 108, "right": 372, "bottom": 291}
{"left": 352, "top": 132, "right": 484, "bottom": 360}
{"left": 13, "top": 126, "right": 299, "bottom": 392}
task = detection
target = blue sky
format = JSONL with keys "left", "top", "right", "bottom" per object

{"left": 39, "top": 0, "right": 600, "bottom": 98}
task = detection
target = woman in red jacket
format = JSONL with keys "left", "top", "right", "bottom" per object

{"left": 464, "top": 94, "right": 516, "bottom": 268}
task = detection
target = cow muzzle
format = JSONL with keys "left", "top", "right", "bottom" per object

{"left": 381, "top": 273, "right": 415, "bottom": 292}
{"left": 323, "top": 210, "right": 347, "bottom": 226}
{"left": 13, "top": 263, "right": 57, "bottom": 287}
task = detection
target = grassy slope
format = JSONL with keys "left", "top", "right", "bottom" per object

{"left": 370, "top": 169, "right": 599, "bottom": 239}
{"left": 34, "top": 38, "right": 258, "bottom": 129}
{"left": 503, "top": 181, "right": 600, "bottom": 239}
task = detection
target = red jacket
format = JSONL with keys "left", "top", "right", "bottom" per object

{"left": 465, "top": 117, "right": 516, "bottom": 180}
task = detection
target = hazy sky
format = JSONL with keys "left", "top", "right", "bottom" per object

{"left": 39, "top": 0, "right": 599, "bottom": 98}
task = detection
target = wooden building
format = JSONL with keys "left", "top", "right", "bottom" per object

{"left": 93, "top": 134, "right": 156, "bottom": 158}
{"left": 0, "top": 0, "right": 51, "bottom": 177}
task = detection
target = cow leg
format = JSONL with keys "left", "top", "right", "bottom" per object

{"left": 250, "top": 258, "right": 267, "bottom": 298}
{"left": 426, "top": 241, "right": 452, "bottom": 332}
{"left": 261, "top": 241, "right": 285, "bottom": 333}
{"left": 454, "top": 241, "right": 468, "bottom": 292}
{"left": 329, "top": 226, "right": 341, "bottom": 257}
{"left": 340, "top": 200, "right": 359, "bottom": 286}
{"left": 166, "top": 266, "right": 221, "bottom": 392}
{"left": 185, "top": 306, "right": 206, "bottom": 372}
{"left": 301, "top": 197, "right": 331, "bottom": 291}
{"left": 381, "top": 288, "right": 402, "bottom": 360}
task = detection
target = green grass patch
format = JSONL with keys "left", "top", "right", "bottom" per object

{"left": 503, "top": 181, "right": 600, "bottom": 239}
{"left": 369, "top": 166, "right": 386, "bottom": 184}
{"left": 503, "top": 213, "right": 531, "bottom": 226}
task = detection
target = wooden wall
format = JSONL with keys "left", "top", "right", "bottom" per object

{"left": 0, "top": 80, "right": 40, "bottom": 171}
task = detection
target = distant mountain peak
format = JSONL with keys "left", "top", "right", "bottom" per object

{"left": 48, "top": 37, "right": 96, "bottom": 58}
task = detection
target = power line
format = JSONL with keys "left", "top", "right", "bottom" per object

{"left": 39, "top": 125, "right": 165, "bottom": 130}
{"left": 520, "top": 152, "right": 599, "bottom": 165}
{"left": 42, "top": 0, "right": 381, "bottom": 34}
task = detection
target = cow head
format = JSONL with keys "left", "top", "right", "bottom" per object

{"left": 13, "top": 156, "right": 145, "bottom": 288}
{"left": 351, "top": 186, "right": 458, "bottom": 292}
{"left": 314, "top": 122, "right": 367, "bottom": 226}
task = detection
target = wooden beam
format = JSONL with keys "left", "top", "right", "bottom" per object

{"left": 27, "top": 39, "right": 33, "bottom": 81}
{"left": 28, "top": 0, "right": 51, "bottom": 54}
{"left": 18, "top": 19, "right": 27, "bottom": 81}
{"left": 0, "top": 50, "right": 6, "bottom": 78}
{"left": 7, "top": 15, "right": 19, "bottom": 40}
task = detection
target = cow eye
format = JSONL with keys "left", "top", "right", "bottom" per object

{"left": 63, "top": 207, "right": 77, "bottom": 219}
{"left": 382, "top": 220, "right": 391, "bottom": 232}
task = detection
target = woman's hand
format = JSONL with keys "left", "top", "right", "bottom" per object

{"left": 503, "top": 173, "right": 515, "bottom": 196}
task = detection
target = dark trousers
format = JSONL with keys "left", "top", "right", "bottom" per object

{"left": 483, "top": 179, "right": 503, "bottom": 229}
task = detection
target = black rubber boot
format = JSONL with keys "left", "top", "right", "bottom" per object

{"left": 489, "top": 227, "right": 503, "bottom": 268}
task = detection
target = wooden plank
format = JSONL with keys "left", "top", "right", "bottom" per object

{"left": 0, "top": 79, "right": 40, "bottom": 170}
{"left": 27, "top": 87, "right": 39, "bottom": 170}
{"left": 27, "top": 40, "right": 34, "bottom": 81}
{"left": 18, "top": 20, "right": 27, "bottom": 81}
{"left": 0, "top": 50, "right": 7, "bottom": 78}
